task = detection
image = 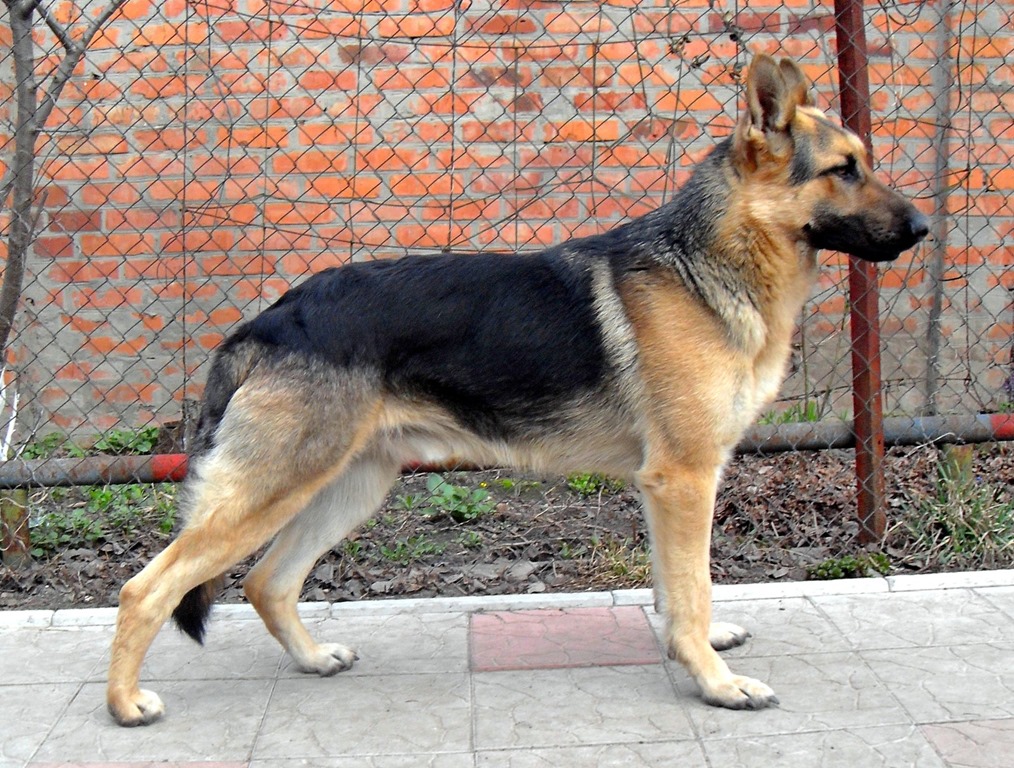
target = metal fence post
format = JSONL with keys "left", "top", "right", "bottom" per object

{"left": 834, "top": 0, "right": 887, "bottom": 543}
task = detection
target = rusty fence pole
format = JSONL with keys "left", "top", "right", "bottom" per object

{"left": 834, "top": 0, "right": 886, "bottom": 543}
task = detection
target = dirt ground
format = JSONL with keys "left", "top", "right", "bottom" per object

{"left": 2, "top": 443, "right": 1013, "bottom": 611}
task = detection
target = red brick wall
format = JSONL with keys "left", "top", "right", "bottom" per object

{"left": 1, "top": 0, "right": 1011, "bottom": 438}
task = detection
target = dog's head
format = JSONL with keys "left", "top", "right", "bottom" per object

{"left": 733, "top": 54, "right": 928, "bottom": 262}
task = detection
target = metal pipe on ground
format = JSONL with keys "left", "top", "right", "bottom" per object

{"left": 0, "top": 414, "right": 1011, "bottom": 489}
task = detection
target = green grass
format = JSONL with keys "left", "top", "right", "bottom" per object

{"left": 22, "top": 425, "right": 160, "bottom": 460}
{"left": 92, "top": 426, "right": 160, "bottom": 455}
{"left": 492, "top": 477, "right": 542, "bottom": 495}
{"left": 28, "top": 482, "right": 175, "bottom": 557}
{"left": 566, "top": 473, "right": 625, "bottom": 498}
{"left": 807, "top": 552, "right": 890, "bottom": 580}
{"left": 759, "top": 399, "right": 823, "bottom": 425}
{"left": 590, "top": 536, "right": 651, "bottom": 583}
{"left": 378, "top": 535, "right": 445, "bottom": 564}
{"left": 20, "top": 432, "right": 85, "bottom": 460}
{"left": 455, "top": 530, "right": 483, "bottom": 549}
{"left": 900, "top": 451, "right": 1014, "bottom": 568}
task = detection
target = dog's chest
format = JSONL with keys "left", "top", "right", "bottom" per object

{"left": 728, "top": 345, "right": 793, "bottom": 437}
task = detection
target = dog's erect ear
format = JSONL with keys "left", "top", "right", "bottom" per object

{"left": 736, "top": 54, "right": 813, "bottom": 171}
{"left": 745, "top": 54, "right": 812, "bottom": 135}
{"left": 779, "top": 57, "right": 814, "bottom": 111}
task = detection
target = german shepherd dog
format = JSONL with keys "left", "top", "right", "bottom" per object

{"left": 107, "top": 55, "right": 927, "bottom": 725}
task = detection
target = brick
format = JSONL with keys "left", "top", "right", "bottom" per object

{"left": 250, "top": 95, "right": 322, "bottom": 121}
{"left": 390, "top": 172, "right": 464, "bottom": 197}
{"left": 299, "top": 69, "right": 360, "bottom": 91}
{"left": 132, "top": 21, "right": 209, "bottom": 48}
{"left": 161, "top": 229, "right": 236, "bottom": 253}
{"left": 133, "top": 312, "right": 167, "bottom": 332}
{"left": 49, "top": 210, "right": 102, "bottom": 233}
{"left": 299, "top": 123, "right": 372, "bottom": 146}
{"left": 149, "top": 280, "right": 220, "bottom": 302}
{"left": 543, "top": 10, "right": 615, "bottom": 35}
{"left": 376, "top": 13, "right": 457, "bottom": 39}
{"left": 414, "top": 92, "right": 477, "bottom": 116}
{"left": 209, "top": 306, "right": 244, "bottom": 326}
{"left": 55, "top": 134, "right": 128, "bottom": 156}
{"left": 295, "top": 15, "right": 364, "bottom": 40}
{"left": 201, "top": 254, "right": 278, "bottom": 276}
{"left": 34, "top": 236, "right": 74, "bottom": 258}
{"left": 225, "top": 125, "right": 291, "bottom": 148}
{"left": 310, "top": 175, "right": 383, "bottom": 199}
{"left": 132, "top": 126, "right": 209, "bottom": 152}
{"left": 544, "top": 119, "right": 621, "bottom": 143}
{"left": 85, "top": 335, "right": 150, "bottom": 357}
{"left": 473, "top": 15, "right": 539, "bottom": 35}
{"left": 271, "top": 150, "right": 346, "bottom": 175}
{"left": 374, "top": 65, "right": 450, "bottom": 91}
{"left": 80, "top": 233, "right": 155, "bottom": 258}
{"left": 104, "top": 208, "right": 182, "bottom": 232}
{"left": 67, "top": 286, "right": 146, "bottom": 310}
{"left": 234, "top": 277, "right": 292, "bottom": 302}
{"left": 261, "top": 228, "right": 318, "bottom": 252}
{"left": 393, "top": 221, "right": 469, "bottom": 248}
{"left": 709, "top": 10, "right": 783, "bottom": 34}
{"left": 263, "top": 201, "right": 337, "bottom": 226}
{"left": 48, "top": 259, "right": 121, "bottom": 283}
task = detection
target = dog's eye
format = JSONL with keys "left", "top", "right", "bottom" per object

{"left": 823, "top": 157, "right": 859, "bottom": 182}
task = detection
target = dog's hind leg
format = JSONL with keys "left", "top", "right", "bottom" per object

{"left": 107, "top": 375, "right": 383, "bottom": 726}
{"left": 243, "top": 449, "right": 399, "bottom": 675}
{"left": 107, "top": 467, "right": 339, "bottom": 726}
{"left": 637, "top": 458, "right": 779, "bottom": 710}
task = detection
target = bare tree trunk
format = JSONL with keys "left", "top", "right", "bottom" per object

{"left": 0, "top": 0, "right": 129, "bottom": 568}
{"left": 0, "top": 0, "right": 38, "bottom": 356}
{"left": 0, "top": 0, "right": 130, "bottom": 356}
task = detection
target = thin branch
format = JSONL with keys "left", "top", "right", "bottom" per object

{"left": 0, "top": 0, "right": 128, "bottom": 357}
{"left": 30, "top": 0, "right": 75, "bottom": 52}
{"left": 0, "top": 0, "right": 128, "bottom": 201}
{"left": 34, "top": 0, "right": 129, "bottom": 133}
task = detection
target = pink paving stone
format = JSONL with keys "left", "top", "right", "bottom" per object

{"left": 469, "top": 606, "right": 661, "bottom": 672}
{"left": 920, "top": 718, "right": 1014, "bottom": 768}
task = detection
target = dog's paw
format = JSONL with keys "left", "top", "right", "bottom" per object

{"left": 709, "top": 622, "right": 751, "bottom": 651}
{"left": 700, "top": 674, "right": 779, "bottom": 711}
{"left": 295, "top": 642, "right": 358, "bottom": 677}
{"left": 107, "top": 687, "right": 166, "bottom": 727}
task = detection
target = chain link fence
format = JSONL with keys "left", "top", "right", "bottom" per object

{"left": 0, "top": 2, "right": 1011, "bottom": 502}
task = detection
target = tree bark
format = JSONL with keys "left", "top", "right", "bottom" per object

{"left": 0, "top": 0, "right": 38, "bottom": 356}
{"left": 0, "top": 0, "right": 130, "bottom": 356}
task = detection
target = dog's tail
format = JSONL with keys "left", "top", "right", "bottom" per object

{"left": 171, "top": 333, "right": 264, "bottom": 644}
{"left": 172, "top": 576, "right": 226, "bottom": 644}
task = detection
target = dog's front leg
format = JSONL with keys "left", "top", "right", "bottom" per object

{"left": 637, "top": 461, "right": 778, "bottom": 710}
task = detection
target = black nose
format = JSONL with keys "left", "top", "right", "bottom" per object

{"left": 909, "top": 211, "right": 930, "bottom": 242}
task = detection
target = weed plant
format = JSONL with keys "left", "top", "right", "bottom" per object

{"left": 898, "top": 451, "right": 1014, "bottom": 569}
{"left": 417, "top": 474, "right": 494, "bottom": 523}
{"left": 28, "top": 483, "right": 175, "bottom": 557}
{"left": 808, "top": 552, "right": 890, "bottom": 580}
{"left": 566, "top": 472, "right": 625, "bottom": 498}
{"left": 589, "top": 536, "right": 652, "bottom": 586}
{"left": 378, "top": 535, "right": 445, "bottom": 564}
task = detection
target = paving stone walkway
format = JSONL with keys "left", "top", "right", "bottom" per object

{"left": 2, "top": 571, "right": 1014, "bottom": 767}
